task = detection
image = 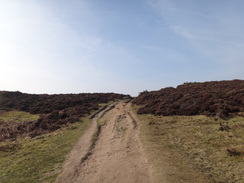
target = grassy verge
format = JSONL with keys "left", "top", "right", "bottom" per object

{"left": 0, "top": 111, "right": 39, "bottom": 122}
{"left": 91, "top": 109, "right": 110, "bottom": 147}
{"left": 128, "top": 112, "right": 137, "bottom": 129}
{"left": 133, "top": 106, "right": 244, "bottom": 183}
{"left": 91, "top": 107, "right": 113, "bottom": 146}
{"left": 0, "top": 117, "right": 91, "bottom": 183}
{"left": 91, "top": 123, "right": 102, "bottom": 149}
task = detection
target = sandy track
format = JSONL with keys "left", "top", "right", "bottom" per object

{"left": 55, "top": 103, "right": 116, "bottom": 183}
{"left": 55, "top": 101, "right": 153, "bottom": 183}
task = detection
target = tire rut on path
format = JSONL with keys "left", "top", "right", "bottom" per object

{"left": 55, "top": 101, "right": 153, "bottom": 183}
{"left": 55, "top": 103, "right": 116, "bottom": 183}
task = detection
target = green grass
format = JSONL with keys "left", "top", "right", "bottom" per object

{"left": 133, "top": 105, "right": 244, "bottom": 183}
{"left": 98, "top": 101, "right": 115, "bottom": 107}
{"left": 97, "top": 119, "right": 107, "bottom": 126}
{"left": 90, "top": 123, "right": 101, "bottom": 149}
{"left": 128, "top": 112, "right": 137, "bottom": 128}
{"left": 0, "top": 111, "right": 39, "bottom": 122}
{"left": 0, "top": 117, "right": 91, "bottom": 183}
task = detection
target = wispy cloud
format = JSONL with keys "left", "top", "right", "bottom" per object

{"left": 148, "top": 0, "right": 244, "bottom": 69}
{"left": 171, "top": 25, "right": 244, "bottom": 48}
{"left": 0, "top": 0, "right": 243, "bottom": 95}
{"left": 172, "top": 26, "right": 198, "bottom": 40}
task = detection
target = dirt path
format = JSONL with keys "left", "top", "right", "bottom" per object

{"left": 55, "top": 101, "right": 153, "bottom": 183}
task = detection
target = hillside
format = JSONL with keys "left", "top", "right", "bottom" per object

{"left": 0, "top": 91, "right": 131, "bottom": 141}
{"left": 132, "top": 80, "right": 244, "bottom": 183}
{"left": 0, "top": 81, "right": 244, "bottom": 183}
{"left": 133, "top": 80, "right": 244, "bottom": 117}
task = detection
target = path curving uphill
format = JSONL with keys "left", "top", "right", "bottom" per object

{"left": 55, "top": 101, "right": 153, "bottom": 183}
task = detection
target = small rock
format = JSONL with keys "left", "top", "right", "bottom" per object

{"left": 227, "top": 148, "right": 242, "bottom": 156}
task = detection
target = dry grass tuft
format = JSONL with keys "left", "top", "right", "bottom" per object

{"left": 135, "top": 105, "right": 244, "bottom": 183}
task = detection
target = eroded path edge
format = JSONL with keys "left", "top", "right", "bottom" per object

{"left": 55, "top": 103, "right": 116, "bottom": 183}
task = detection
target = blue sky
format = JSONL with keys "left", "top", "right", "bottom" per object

{"left": 0, "top": 0, "right": 243, "bottom": 96}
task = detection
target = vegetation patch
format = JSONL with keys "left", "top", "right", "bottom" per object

{"left": 133, "top": 80, "right": 244, "bottom": 117}
{"left": 0, "top": 117, "right": 90, "bottom": 183}
{"left": 135, "top": 105, "right": 244, "bottom": 183}
{"left": 0, "top": 111, "right": 39, "bottom": 123}
{"left": 91, "top": 123, "right": 102, "bottom": 148}
{"left": 128, "top": 112, "right": 137, "bottom": 129}
{"left": 0, "top": 91, "right": 129, "bottom": 142}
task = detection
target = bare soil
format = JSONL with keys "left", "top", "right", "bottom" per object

{"left": 55, "top": 101, "right": 154, "bottom": 183}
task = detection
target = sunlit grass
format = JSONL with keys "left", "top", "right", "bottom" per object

{"left": 0, "top": 117, "right": 91, "bottom": 183}
{"left": 0, "top": 111, "right": 39, "bottom": 122}
{"left": 133, "top": 105, "right": 244, "bottom": 183}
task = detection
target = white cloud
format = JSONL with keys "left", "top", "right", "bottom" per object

{"left": 147, "top": 0, "right": 178, "bottom": 14}
{"left": 172, "top": 26, "right": 197, "bottom": 40}
{"left": 151, "top": 3, "right": 243, "bottom": 51}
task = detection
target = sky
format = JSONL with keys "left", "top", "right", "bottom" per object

{"left": 0, "top": 0, "right": 244, "bottom": 96}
